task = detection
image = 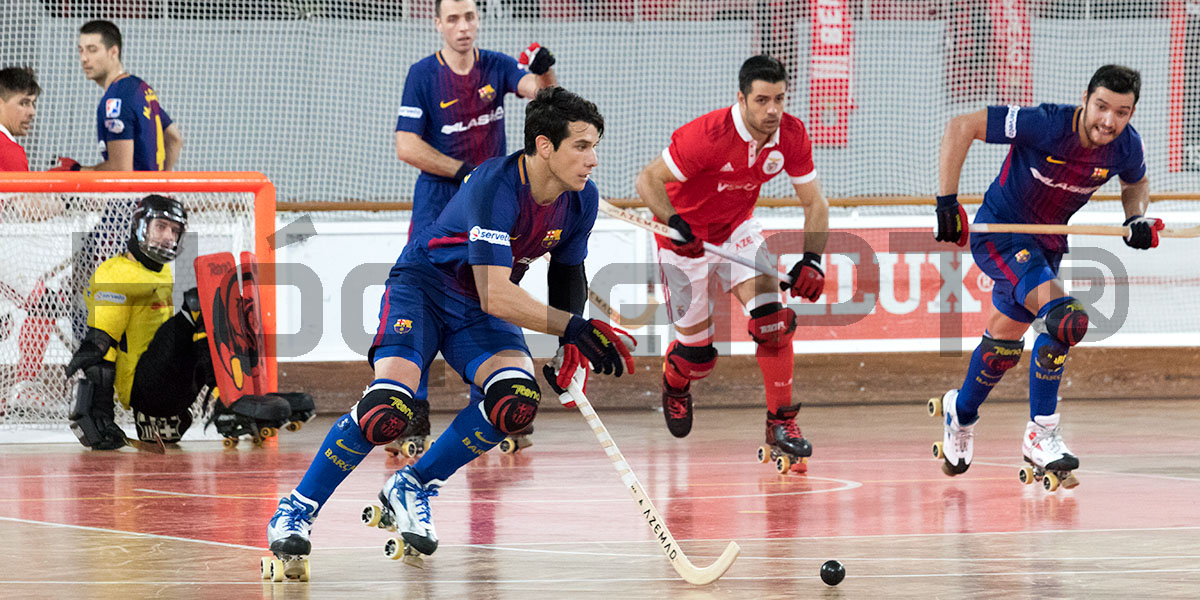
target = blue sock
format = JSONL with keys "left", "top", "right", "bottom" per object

{"left": 956, "top": 335, "right": 1006, "bottom": 424}
{"left": 294, "top": 412, "right": 375, "bottom": 510}
{"left": 1029, "top": 333, "right": 1067, "bottom": 420}
{"left": 412, "top": 386, "right": 504, "bottom": 483}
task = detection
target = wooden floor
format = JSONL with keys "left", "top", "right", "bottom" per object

{"left": 1, "top": 399, "right": 1199, "bottom": 599}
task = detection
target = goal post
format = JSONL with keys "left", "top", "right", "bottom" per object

{"left": 0, "top": 171, "right": 277, "bottom": 428}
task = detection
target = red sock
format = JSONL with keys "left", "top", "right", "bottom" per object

{"left": 663, "top": 355, "right": 690, "bottom": 389}
{"left": 755, "top": 343, "right": 794, "bottom": 413}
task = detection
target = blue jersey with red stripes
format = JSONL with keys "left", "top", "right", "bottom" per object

{"left": 395, "top": 48, "right": 526, "bottom": 182}
{"left": 95, "top": 75, "right": 173, "bottom": 171}
{"left": 977, "top": 103, "right": 1145, "bottom": 252}
{"left": 393, "top": 151, "right": 597, "bottom": 299}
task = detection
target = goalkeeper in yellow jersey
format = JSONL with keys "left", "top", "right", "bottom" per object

{"left": 66, "top": 194, "right": 204, "bottom": 449}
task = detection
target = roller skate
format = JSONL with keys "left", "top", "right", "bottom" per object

{"left": 384, "top": 402, "right": 431, "bottom": 459}
{"left": 498, "top": 423, "right": 533, "bottom": 454}
{"left": 1018, "top": 413, "right": 1080, "bottom": 492}
{"left": 662, "top": 376, "right": 693, "bottom": 438}
{"left": 929, "top": 389, "right": 976, "bottom": 476}
{"left": 269, "top": 391, "right": 316, "bottom": 433}
{"left": 757, "top": 403, "right": 811, "bottom": 474}
{"left": 262, "top": 492, "right": 317, "bottom": 582}
{"left": 208, "top": 392, "right": 291, "bottom": 448}
{"left": 360, "top": 465, "right": 442, "bottom": 568}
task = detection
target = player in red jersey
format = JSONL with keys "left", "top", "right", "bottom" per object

{"left": 0, "top": 66, "right": 39, "bottom": 172}
{"left": 635, "top": 55, "right": 829, "bottom": 469}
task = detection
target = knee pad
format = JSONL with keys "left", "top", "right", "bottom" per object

{"left": 664, "top": 340, "right": 718, "bottom": 382}
{"left": 134, "top": 409, "right": 192, "bottom": 443}
{"left": 483, "top": 371, "right": 541, "bottom": 434}
{"left": 1042, "top": 297, "right": 1089, "bottom": 347}
{"left": 979, "top": 335, "right": 1024, "bottom": 374}
{"left": 353, "top": 382, "right": 421, "bottom": 445}
{"left": 747, "top": 303, "right": 797, "bottom": 349}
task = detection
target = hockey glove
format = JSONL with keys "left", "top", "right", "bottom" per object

{"left": 667, "top": 214, "right": 704, "bottom": 258}
{"left": 1122, "top": 215, "right": 1164, "bottom": 250}
{"left": 517, "top": 43, "right": 556, "bottom": 75}
{"left": 781, "top": 252, "right": 825, "bottom": 302}
{"left": 542, "top": 343, "right": 588, "bottom": 407}
{"left": 934, "top": 194, "right": 969, "bottom": 246}
{"left": 50, "top": 156, "right": 81, "bottom": 172}
{"left": 563, "top": 315, "right": 635, "bottom": 377}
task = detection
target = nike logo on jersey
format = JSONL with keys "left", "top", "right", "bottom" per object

{"left": 440, "top": 99, "right": 459, "bottom": 109}
{"left": 1045, "top": 156, "right": 1066, "bottom": 164}
{"left": 720, "top": 162, "right": 734, "bottom": 172}
{"left": 336, "top": 439, "right": 367, "bottom": 455}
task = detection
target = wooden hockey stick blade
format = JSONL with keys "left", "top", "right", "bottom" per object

{"left": 125, "top": 431, "right": 166, "bottom": 454}
{"left": 567, "top": 380, "right": 739, "bottom": 585}
{"left": 971, "top": 222, "right": 1200, "bottom": 239}
{"left": 597, "top": 199, "right": 789, "bottom": 282}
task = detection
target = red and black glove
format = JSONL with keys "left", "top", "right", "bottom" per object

{"left": 667, "top": 214, "right": 704, "bottom": 258}
{"left": 781, "top": 252, "right": 825, "bottom": 302}
{"left": 563, "top": 316, "right": 635, "bottom": 377}
{"left": 1123, "top": 215, "right": 1164, "bottom": 249}
{"left": 49, "top": 156, "right": 81, "bottom": 172}
{"left": 934, "top": 193, "right": 969, "bottom": 247}
{"left": 517, "top": 43, "right": 556, "bottom": 75}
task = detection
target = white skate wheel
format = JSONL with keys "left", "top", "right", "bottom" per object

{"left": 300, "top": 559, "right": 310, "bottom": 582}
{"left": 270, "top": 558, "right": 286, "bottom": 582}
{"left": 401, "top": 440, "right": 418, "bottom": 457}
{"left": 384, "top": 537, "right": 404, "bottom": 560}
{"left": 756, "top": 446, "right": 770, "bottom": 463}
{"left": 932, "top": 441, "right": 944, "bottom": 460}
{"left": 260, "top": 556, "right": 271, "bottom": 579}
{"left": 499, "top": 438, "right": 516, "bottom": 454}
{"left": 927, "top": 396, "right": 942, "bottom": 417}
{"left": 775, "top": 455, "right": 791, "bottom": 473}
{"left": 1043, "top": 472, "right": 1060, "bottom": 492}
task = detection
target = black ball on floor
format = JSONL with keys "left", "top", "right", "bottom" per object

{"left": 820, "top": 559, "right": 845, "bottom": 586}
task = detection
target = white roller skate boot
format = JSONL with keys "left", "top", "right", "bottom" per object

{"left": 1020, "top": 413, "right": 1080, "bottom": 492}
{"left": 930, "top": 389, "right": 977, "bottom": 476}
{"left": 263, "top": 492, "right": 318, "bottom": 581}
{"left": 362, "top": 465, "right": 442, "bottom": 567}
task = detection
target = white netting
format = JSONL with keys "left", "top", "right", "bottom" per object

{"left": 0, "top": 191, "right": 256, "bottom": 428}
{"left": 3, "top": 1, "right": 1198, "bottom": 204}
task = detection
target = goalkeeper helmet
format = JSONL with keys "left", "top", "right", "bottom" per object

{"left": 131, "top": 194, "right": 187, "bottom": 264}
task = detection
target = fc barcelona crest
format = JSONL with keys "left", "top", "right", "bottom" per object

{"left": 478, "top": 84, "right": 496, "bottom": 102}
{"left": 1091, "top": 167, "right": 1109, "bottom": 179}
{"left": 541, "top": 229, "right": 562, "bottom": 248}
{"left": 393, "top": 318, "right": 413, "bottom": 334}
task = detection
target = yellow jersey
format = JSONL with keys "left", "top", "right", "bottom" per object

{"left": 85, "top": 254, "right": 173, "bottom": 408}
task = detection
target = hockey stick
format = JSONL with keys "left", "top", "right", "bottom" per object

{"left": 597, "top": 199, "right": 790, "bottom": 283}
{"left": 971, "top": 222, "right": 1200, "bottom": 239}
{"left": 566, "top": 379, "right": 740, "bottom": 585}
{"left": 125, "top": 430, "right": 167, "bottom": 454}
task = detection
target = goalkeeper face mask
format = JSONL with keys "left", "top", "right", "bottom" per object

{"left": 131, "top": 195, "right": 188, "bottom": 264}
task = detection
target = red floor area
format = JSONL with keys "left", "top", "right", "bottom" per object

{"left": 2, "top": 400, "right": 1199, "bottom": 598}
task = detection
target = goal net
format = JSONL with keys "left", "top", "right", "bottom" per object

{"left": 0, "top": 173, "right": 275, "bottom": 430}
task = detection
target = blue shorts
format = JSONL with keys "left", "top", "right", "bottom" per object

{"left": 409, "top": 176, "right": 462, "bottom": 238}
{"left": 971, "top": 232, "right": 1062, "bottom": 323}
{"left": 369, "top": 269, "right": 528, "bottom": 386}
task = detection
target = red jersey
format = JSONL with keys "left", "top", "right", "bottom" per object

{"left": 659, "top": 106, "right": 815, "bottom": 245}
{"left": 0, "top": 124, "right": 29, "bottom": 171}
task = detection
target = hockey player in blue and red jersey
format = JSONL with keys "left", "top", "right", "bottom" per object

{"left": 54, "top": 20, "right": 182, "bottom": 173}
{"left": 931, "top": 65, "right": 1160, "bottom": 491}
{"left": 392, "top": 0, "right": 558, "bottom": 453}
{"left": 263, "top": 87, "right": 633, "bottom": 578}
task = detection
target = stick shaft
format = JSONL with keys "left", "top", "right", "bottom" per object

{"left": 597, "top": 199, "right": 789, "bottom": 282}
{"left": 568, "top": 381, "right": 738, "bottom": 585}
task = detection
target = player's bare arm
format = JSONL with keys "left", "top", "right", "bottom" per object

{"left": 1120, "top": 175, "right": 1150, "bottom": 220}
{"left": 79, "top": 139, "right": 134, "bottom": 171}
{"left": 937, "top": 109, "right": 988, "bottom": 196}
{"left": 162, "top": 122, "right": 182, "bottom": 171}
{"left": 934, "top": 108, "right": 987, "bottom": 246}
{"left": 395, "top": 130, "right": 469, "bottom": 179}
{"left": 473, "top": 264, "right": 574, "bottom": 336}
{"left": 793, "top": 179, "right": 829, "bottom": 254}
{"left": 636, "top": 155, "right": 682, "bottom": 222}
